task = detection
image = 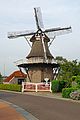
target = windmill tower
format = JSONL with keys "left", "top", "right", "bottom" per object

{"left": 8, "top": 7, "right": 72, "bottom": 83}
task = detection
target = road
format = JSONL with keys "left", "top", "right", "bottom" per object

{"left": 0, "top": 91, "right": 80, "bottom": 120}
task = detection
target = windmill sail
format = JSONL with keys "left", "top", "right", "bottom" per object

{"left": 34, "top": 7, "right": 44, "bottom": 30}
{"left": 44, "top": 26, "right": 72, "bottom": 38}
{"left": 8, "top": 30, "right": 35, "bottom": 39}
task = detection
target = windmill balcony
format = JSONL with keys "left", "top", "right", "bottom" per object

{"left": 14, "top": 57, "right": 57, "bottom": 66}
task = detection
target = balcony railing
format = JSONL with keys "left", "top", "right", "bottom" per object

{"left": 14, "top": 58, "right": 57, "bottom": 66}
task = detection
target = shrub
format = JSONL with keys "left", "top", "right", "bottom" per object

{"left": 62, "top": 87, "right": 77, "bottom": 98}
{"left": 51, "top": 80, "right": 59, "bottom": 92}
{"left": 75, "top": 76, "right": 80, "bottom": 85}
{"left": 71, "top": 75, "right": 80, "bottom": 85}
{"left": 51, "top": 80, "right": 71, "bottom": 93}
{"left": 59, "top": 80, "right": 71, "bottom": 92}
{"left": 0, "top": 84, "right": 22, "bottom": 92}
{"left": 71, "top": 76, "right": 76, "bottom": 81}
{"left": 77, "top": 85, "right": 80, "bottom": 89}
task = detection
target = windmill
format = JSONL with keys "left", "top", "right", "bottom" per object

{"left": 8, "top": 7, "right": 72, "bottom": 82}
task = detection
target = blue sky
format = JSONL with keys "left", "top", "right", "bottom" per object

{"left": 0, "top": 0, "right": 80, "bottom": 75}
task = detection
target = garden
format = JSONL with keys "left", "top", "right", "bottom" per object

{"left": 51, "top": 57, "right": 80, "bottom": 100}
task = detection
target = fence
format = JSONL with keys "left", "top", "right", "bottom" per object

{"left": 22, "top": 82, "right": 52, "bottom": 92}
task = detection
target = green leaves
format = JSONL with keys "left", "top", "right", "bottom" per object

{"left": 62, "top": 87, "right": 78, "bottom": 98}
{"left": 51, "top": 80, "right": 71, "bottom": 93}
{"left": 0, "top": 73, "right": 3, "bottom": 84}
{"left": 0, "top": 84, "right": 22, "bottom": 92}
{"left": 55, "top": 56, "right": 80, "bottom": 80}
{"left": 51, "top": 80, "right": 59, "bottom": 92}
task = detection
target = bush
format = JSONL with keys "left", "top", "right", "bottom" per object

{"left": 62, "top": 87, "right": 77, "bottom": 98}
{"left": 59, "top": 80, "right": 71, "bottom": 92}
{"left": 75, "top": 76, "right": 80, "bottom": 85}
{"left": 0, "top": 84, "right": 22, "bottom": 92}
{"left": 77, "top": 85, "right": 80, "bottom": 89}
{"left": 58, "top": 80, "right": 64, "bottom": 92}
{"left": 71, "top": 75, "right": 80, "bottom": 85}
{"left": 51, "top": 80, "right": 71, "bottom": 93}
{"left": 71, "top": 76, "right": 76, "bottom": 81}
{"left": 51, "top": 80, "right": 59, "bottom": 92}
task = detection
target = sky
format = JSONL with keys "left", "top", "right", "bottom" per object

{"left": 0, "top": 0, "right": 80, "bottom": 76}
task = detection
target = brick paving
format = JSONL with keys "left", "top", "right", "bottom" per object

{"left": 0, "top": 101, "right": 27, "bottom": 120}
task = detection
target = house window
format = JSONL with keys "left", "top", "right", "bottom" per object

{"left": 18, "top": 79, "right": 24, "bottom": 85}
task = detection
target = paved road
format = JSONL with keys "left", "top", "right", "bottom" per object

{"left": 0, "top": 91, "right": 80, "bottom": 120}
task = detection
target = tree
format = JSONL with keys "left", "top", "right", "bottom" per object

{"left": 55, "top": 56, "right": 80, "bottom": 81}
{"left": 0, "top": 73, "right": 3, "bottom": 83}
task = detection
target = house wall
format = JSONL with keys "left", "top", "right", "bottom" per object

{"left": 4, "top": 77, "right": 26, "bottom": 84}
{"left": 9, "top": 77, "right": 18, "bottom": 84}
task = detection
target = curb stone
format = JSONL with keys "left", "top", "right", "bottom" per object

{"left": 0, "top": 99, "right": 39, "bottom": 120}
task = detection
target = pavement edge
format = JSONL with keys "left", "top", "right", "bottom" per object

{"left": 0, "top": 99, "right": 39, "bottom": 120}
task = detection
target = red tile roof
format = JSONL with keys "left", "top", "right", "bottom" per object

{"left": 4, "top": 71, "right": 27, "bottom": 82}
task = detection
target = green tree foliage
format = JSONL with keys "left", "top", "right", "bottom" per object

{"left": 0, "top": 73, "right": 3, "bottom": 83}
{"left": 55, "top": 56, "right": 80, "bottom": 81}
{"left": 71, "top": 75, "right": 80, "bottom": 85}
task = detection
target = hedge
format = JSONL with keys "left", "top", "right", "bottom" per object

{"left": 62, "top": 87, "right": 77, "bottom": 98}
{"left": 59, "top": 80, "right": 71, "bottom": 92}
{"left": 0, "top": 84, "right": 22, "bottom": 92}
{"left": 51, "top": 80, "right": 59, "bottom": 92}
{"left": 51, "top": 80, "right": 71, "bottom": 93}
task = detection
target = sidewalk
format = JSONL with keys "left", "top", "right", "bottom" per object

{"left": 0, "top": 101, "right": 27, "bottom": 120}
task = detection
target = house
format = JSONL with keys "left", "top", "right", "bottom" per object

{"left": 3, "top": 70, "right": 27, "bottom": 84}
